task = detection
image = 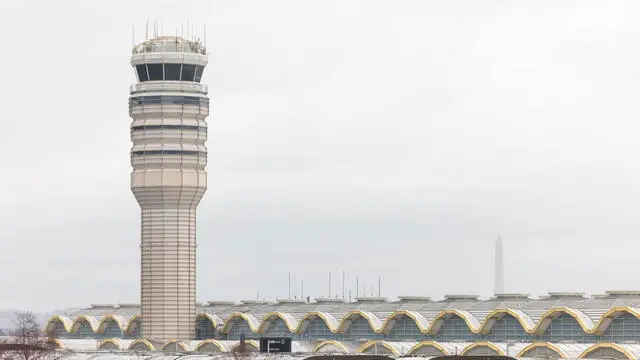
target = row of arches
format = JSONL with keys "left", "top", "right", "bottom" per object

{"left": 46, "top": 307, "right": 640, "bottom": 338}
{"left": 48, "top": 339, "right": 640, "bottom": 359}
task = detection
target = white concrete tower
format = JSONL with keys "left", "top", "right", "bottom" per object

{"left": 129, "top": 36, "right": 209, "bottom": 342}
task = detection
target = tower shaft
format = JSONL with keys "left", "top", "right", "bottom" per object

{"left": 129, "top": 37, "right": 209, "bottom": 342}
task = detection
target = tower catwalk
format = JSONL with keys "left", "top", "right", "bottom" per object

{"left": 129, "top": 36, "right": 209, "bottom": 342}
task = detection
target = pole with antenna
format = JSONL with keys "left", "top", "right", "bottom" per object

{"left": 356, "top": 278, "right": 359, "bottom": 298}
{"left": 204, "top": 24, "right": 207, "bottom": 49}
{"left": 288, "top": 272, "right": 291, "bottom": 300}
{"left": 378, "top": 276, "right": 381, "bottom": 297}
{"left": 328, "top": 271, "right": 331, "bottom": 299}
{"left": 342, "top": 270, "right": 345, "bottom": 299}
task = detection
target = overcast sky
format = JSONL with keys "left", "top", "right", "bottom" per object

{"left": 1, "top": 0, "right": 640, "bottom": 311}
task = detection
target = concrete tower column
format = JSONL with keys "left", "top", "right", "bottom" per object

{"left": 129, "top": 37, "right": 209, "bottom": 342}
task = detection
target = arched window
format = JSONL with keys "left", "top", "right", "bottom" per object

{"left": 301, "top": 318, "right": 334, "bottom": 340}
{"left": 101, "top": 319, "right": 123, "bottom": 339}
{"left": 600, "top": 314, "right": 640, "bottom": 342}
{"left": 262, "top": 317, "right": 294, "bottom": 338}
{"left": 434, "top": 314, "right": 474, "bottom": 341}
{"left": 536, "top": 314, "right": 595, "bottom": 342}
{"left": 387, "top": 315, "right": 423, "bottom": 340}
{"left": 225, "top": 318, "right": 257, "bottom": 340}
{"left": 196, "top": 316, "right": 216, "bottom": 340}
{"left": 583, "top": 347, "right": 630, "bottom": 360}
{"left": 72, "top": 320, "right": 94, "bottom": 339}
{"left": 482, "top": 314, "right": 531, "bottom": 342}
{"left": 464, "top": 345, "right": 500, "bottom": 356}
{"left": 343, "top": 316, "right": 380, "bottom": 340}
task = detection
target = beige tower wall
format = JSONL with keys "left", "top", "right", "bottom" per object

{"left": 129, "top": 47, "right": 209, "bottom": 343}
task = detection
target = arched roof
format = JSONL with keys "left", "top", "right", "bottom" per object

{"left": 70, "top": 315, "right": 100, "bottom": 333}
{"left": 407, "top": 341, "right": 451, "bottom": 356}
{"left": 128, "top": 339, "right": 156, "bottom": 351}
{"left": 45, "top": 315, "right": 73, "bottom": 333}
{"left": 194, "top": 339, "right": 229, "bottom": 353}
{"left": 517, "top": 342, "right": 568, "bottom": 358}
{"left": 257, "top": 312, "right": 298, "bottom": 333}
{"left": 338, "top": 310, "right": 383, "bottom": 333}
{"left": 381, "top": 310, "right": 430, "bottom": 333}
{"left": 97, "top": 338, "right": 124, "bottom": 350}
{"left": 196, "top": 313, "right": 222, "bottom": 328}
{"left": 221, "top": 312, "right": 261, "bottom": 333}
{"left": 357, "top": 340, "right": 403, "bottom": 355}
{"left": 478, "top": 308, "right": 536, "bottom": 333}
{"left": 429, "top": 309, "right": 481, "bottom": 334}
{"left": 297, "top": 311, "right": 340, "bottom": 333}
{"left": 124, "top": 315, "right": 141, "bottom": 333}
{"left": 97, "top": 315, "right": 126, "bottom": 333}
{"left": 579, "top": 343, "right": 639, "bottom": 360}
{"left": 313, "top": 340, "right": 353, "bottom": 354}
{"left": 46, "top": 338, "right": 64, "bottom": 350}
{"left": 230, "top": 339, "right": 259, "bottom": 352}
{"left": 460, "top": 342, "right": 506, "bottom": 356}
{"left": 592, "top": 307, "right": 640, "bottom": 335}
{"left": 161, "top": 340, "right": 190, "bottom": 352}
{"left": 534, "top": 307, "right": 595, "bottom": 334}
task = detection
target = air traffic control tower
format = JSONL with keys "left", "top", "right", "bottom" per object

{"left": 129, "top": 36, "right": 209, "bottom": 342}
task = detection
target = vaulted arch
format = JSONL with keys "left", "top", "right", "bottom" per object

{"left": 98, "top": 338, "right": 123, "bottom": 351}
{"left": 338, "top": 311, "right": 383, "bottom": 333}
{"left": 70, "top": 316, "right": 98, "bottom": 338}
{"left": 97, "top": 316, "right": 125, "bottom": 338}
{"left": 593, "top": 307, "right": 640, "bottom": 335}
{"left": 381, "top": 310, "right": 430, "bottom": 334}
{"left": 128, "top": 339, "right": 155, "bottom": 352}
{"left": 358, "top": 340, "right": 400, "bottom": 355}
{"left": 580, "top": 343, "right": 636, "bottom": 360}
{"left": 534, "top": 307, "right": 595, "bottom": 334}
{"left": 194, "top": 339, "right": 228, "bottom": 353}
{"left": 517, "top": 342, "right": 567, "bottom": 359}
{"left": 478, "top": 309, "right": 536, "bottom": 333}
{"left": 313, "top": 340, "right": 352, "bottom": 354}
{"left": 45, "top": 316, "right": 73, "bottom": 336}
{"left": 125, "top": 315, "right": 141, "bottom": 334}
{"left": 461, "top": 342, "right": 505, "bottom": 356}
{"left": 231, "top": 340, "right": 259, "bottom": 353}
{"left": 221, "top": 312, "right": 260, "bottom": 334}
{"left": 97, "top": 315, "right": 126, "bottom": 333}
{"left": 297, "top": 311, "right": 340, "bottom": 338}
{"left": 407, "top": 341, "right": 450, "bottom": 356}
{"left": 196, "top": 314, "right": 218, "bottom": 340}
{"left": 162, "top": 340, "right": 189, "bottom": 352}
{"left": 45, "top": 338, "right": 64, "bottom": 350}
{"left": 258, "top": 312, "right": 298, "bottom": 334}
{"left": 429, "top": 310, "right": 480, "bottom": 334}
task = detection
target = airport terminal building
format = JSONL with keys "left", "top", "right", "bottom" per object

{"left": 45, "top": 291, "right": 640, "bottom": 358}
{"left": 41, "top": 32, "right": 640, "bottom": 360}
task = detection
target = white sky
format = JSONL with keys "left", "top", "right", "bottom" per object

{"left": 1, "top": 0, "right": 640, "bottom": 311}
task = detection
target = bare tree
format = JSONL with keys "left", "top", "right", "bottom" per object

{"left": 0, "top": 312, "right": 53, "bottom": 360}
